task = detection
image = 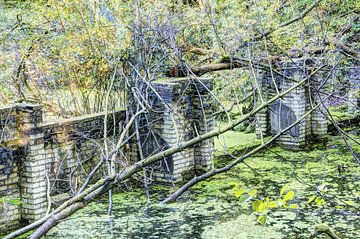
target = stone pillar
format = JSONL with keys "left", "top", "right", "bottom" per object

{"left": 255, "top": 71, "right": 270, "bottom": 139}
{"left": 255, "top": 58, "right": 330, "bottom": 149}
{"left": 192, "top": 79, "right": 214, "bottom": 172}
{"left": 150, "top": 81, "right": 194, "bottom": 183}
{"left": 16, "top": 104, "right": 47, "bottom": 222}
{"left": 276, "top": 77, "right": 307, "bottom": 149}
{"left": 149, "top": 78, "right": 214, "bottom": 183}
{"left": 310, "top": 76, "right": 328, "bottom": 140}
{"left": 0, "top": 147, "right": 21, "bottom": 233}
{"left": 348, "top": 90, "right": 359, "bottom": 115}
{"left": 164, "top": 103, "right": 193, "bottom": 183}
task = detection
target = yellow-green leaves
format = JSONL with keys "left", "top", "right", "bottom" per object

{"left": 0, "top": 197, "right": 22, "bottom": 206}
{"left": 307, "top": 195, "right": 326, "bottom": 207}
{"left": 315, "top": 197, "right": 326, "bottom": 207}
{"left": 252, "top": 200, "right": 267, "bottom": 213}
{"left": 257, "top": 214, "right": 267, "bottom": 225}
{"left": 283, "top": 190, "right": 295, "bottom": 202}
{"left": 268, "top": 201, "right": 279, "bottom": 208}
{"left": 234, "top": 189, "right": 245, "bottom": 198}
{"left": 248, "top": 189, "right": 257, "bottom": 197}
{"left": 307, "top": 195, "right": 316, "bottom": 204}
{"left": 229, "top": 183, "right": 299, "bottom": 226}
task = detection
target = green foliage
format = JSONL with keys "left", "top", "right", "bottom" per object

{"left": 231, "top": 184, "right": 299, "bottom": 225}
{"left": 307, "top": 195, "right": 326, "bottom": 207}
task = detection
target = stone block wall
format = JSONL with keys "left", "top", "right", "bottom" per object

{"left": 0, "top": 147, "right": 21, "bottom": 233}
{"left": 0, "top": 105, "right": 21, "bottom": 234}
{"left": 42, "top": 110, "right": 125, "bottom": 193}
{"left": 146, "top": 78, "right": 214, "bottom": 183}
{"left": 16, "top": 104, "right": 47, "bottom": 222}
{"left": 255, "top": 58, "right": 328, "bottom": 149}
{"left": 0, "top": 79, "right": 216, "bottom": 233}
{"left": 0, "top": 104, "right": 127, "bottom": 232}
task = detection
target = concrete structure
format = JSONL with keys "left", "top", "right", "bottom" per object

{"left": 0, "top": 78, "right": 215, "bottom": 233}
{"left": 144, "top": 78, "right": 214, "bottom": 183}
{"left": 0, "top": 104, "right": 126, "bottom": 232}
{"left": 255, "top": 58, "right": 328, "bottom": 149}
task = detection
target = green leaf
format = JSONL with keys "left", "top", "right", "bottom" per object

{"left": 252, "top": 200, "right": 267, "bottom": 213}
{"left": 268, "top": 201, "right": 278, "bottom": 208}
{"left": 257, "top": 214, "right": 267, "bottom": 225}
{"left": 307, "top": 195, "right": 316, "bottom": 204}
{"left": 288, "top": 204, "right": 299, "bottom": 209}
{"left": 234, "top": 189, "right": 245, "bottom": 198}
{"left": 283, "top": 190, "right": 295, "bottom": 202}
{"left": 252, "top": 200, "right": 261, "bottom": 211}
{"left": 315, "top": 197, "right": 325, "bottom": 207}
{"left": 248, "top": 189, "right": 257, "bottom": 197}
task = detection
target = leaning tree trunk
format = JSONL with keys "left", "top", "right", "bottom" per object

{"left": 5, "top": 76, "right": 310, "bottom": 239}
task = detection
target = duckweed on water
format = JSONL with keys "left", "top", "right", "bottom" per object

{"left": 45, "top": 134, "right": 360, "bottom": 239}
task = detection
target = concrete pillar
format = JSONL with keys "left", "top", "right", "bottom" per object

{"left": 348, "top": 90, "right": 359, "bottom": 115}
{"left": 310, "top": 77, "right": 328, "bottom": 140}
{"left": 255, "top": 73, "right": 269, "bottom": 138}
{"left": 149, "top": 78, "right": 214, "bottom": 183}
{"left": 192, "top": 79, "right": 214, "bottom": 172}
{"left": 276, "top": 77, "right": 307, "bottom": 149}
{"left": 16, "top": 104, "right": 47, "bottom": 222}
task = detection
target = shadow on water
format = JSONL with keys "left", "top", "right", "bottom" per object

{"left": 45, "top": 135, "right": 360, "bottom": 239}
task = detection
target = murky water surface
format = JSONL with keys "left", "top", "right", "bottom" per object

{"left": 46, "top": 136, "right": 360, "bottom": 238}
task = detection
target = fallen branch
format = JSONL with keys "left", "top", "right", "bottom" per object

{"left": 161, "top": 99, "right": 320, "bottom": 204}
{"left": 5, "top": 69, "right": 321, "bottom": 239}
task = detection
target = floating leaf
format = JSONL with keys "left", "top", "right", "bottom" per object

{"left": 288, "top": 204, "right": 299, "bottom": 209}
{"left": 248, "top": 189, "right": 257, "bottom": 197}
{"left": 234, "top": 189, "right": 245, "bottom": 198}
{"left": 283, "top": 190, "right": 295, "bottom": 202}
{"left": 268, "top": 201, "right": 278, "bottom": 208}
{"left": 307, "top": 195, "right": 316, "bottom": 204}
{"left": 257, "top": 214, "right": 267, "bottom": 225}
{"left": 252, "top": 200, "right": 267, "bottom": 213}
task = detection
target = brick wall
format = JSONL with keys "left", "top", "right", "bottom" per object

{"left": 0, "top": 104, "right": 127, "bottom": 232}
{"left": 0, "top": 147, "right": 21, "bottom": 233}
{"left": 255, "top": 58, "right": 328, "bottom": 149}
{"left": 0, "top": 78, "right": 216, "bottom": 233}
{"left": 147, "top": 78, "right": 214, "bottom": 183}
